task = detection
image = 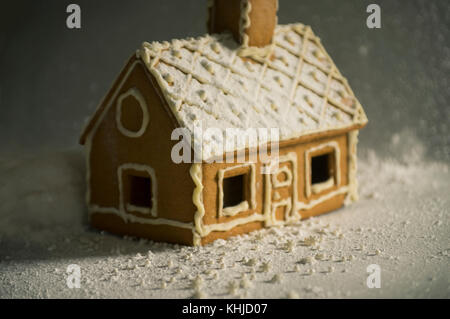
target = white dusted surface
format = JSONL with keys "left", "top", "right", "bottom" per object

{"left": 0, "top": 143, "right": 448, "bottom": 298}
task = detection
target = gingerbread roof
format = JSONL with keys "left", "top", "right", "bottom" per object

{"left": 138, "top": 23, "right": 367, "bottom": 160}
{"left": 81, "top": 23, "right": 367, "bottom": 160}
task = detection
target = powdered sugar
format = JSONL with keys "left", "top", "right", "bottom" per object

{"left": 139, "top": 24, "right": 367, "bottom": 160}
{"left": 0, "top": 146, "right": 448, "bottom": 298}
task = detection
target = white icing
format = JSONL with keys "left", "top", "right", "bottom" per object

{"left": 311, "top": 177, "right": 334, "bottom": 195}
{"left": 90, "top": 205, "right": 194, "bottom": 230}
{"left": 190, "top": 163, "right": 206, "bottom": 246}
{"left": 264, "top": 152, "right": 299, "bottom": 226}
{"left": 272, "top": 191, "right": 281, "bottom": 200}
{"left": 204, "top": 212, "right": 265, "bottom": 234}
{"left": 126, "top": 203, "right": 151, "bottom": 215}
{"left": 345, "top": 130, "right": 359, "bottom": 205}
{"left": 116, "top": 87, "right": 149, "bottom": 138}
{"left": 296, "top": 186, "right": 348, "bottom": 211}
{"left": 138, "top": 24, "right": 367, "bottom": 162}
{"left": 222, "top": 200, "right": 249, "bottom": 217}
{"left": 271, "top": 165, "right": 292, "bottom": 188}
{"left": 270, "top": 198, "right": 292, "bottom": 226}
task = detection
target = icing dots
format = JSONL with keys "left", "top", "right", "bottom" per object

{"left": 139, "top": 23, "right": 367, "bottom": 162}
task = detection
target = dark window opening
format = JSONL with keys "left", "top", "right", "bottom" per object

{"left": 223, "top": 174, "right": 245, "bottom": 208}
{"left": 311, "top": 153, "right": 333, "bottom": 184}
{"left": 129, "top": 175, "right": 152, "bottom": 208}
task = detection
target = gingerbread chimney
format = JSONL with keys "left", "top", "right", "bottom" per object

{"left": 207, "top": 0, "right": 278, "bottom": 49}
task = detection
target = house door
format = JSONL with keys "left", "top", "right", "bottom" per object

{"left": 265, "top": 153, "right": 298, "bottom": 226}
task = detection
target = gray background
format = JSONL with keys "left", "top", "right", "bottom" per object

{"left": 0, "top": 1, "right": 449, "bottom": 299}
{"left": 1, "top": 0, "right": 449, "bottom": 161}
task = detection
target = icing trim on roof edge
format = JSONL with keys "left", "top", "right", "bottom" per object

{"left": 80, "top": 23, "right": 367, "bottom": 159}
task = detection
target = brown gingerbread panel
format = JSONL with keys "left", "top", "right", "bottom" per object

{"left": 88, "top": 57, "right": 198, "bottom": 240}
{"left": 201, "top": 159, "right": 264, "bottom": 226}
{"left": 245, "top": 0, "right": 278, "bottom": 47}
{"left": 91, "top": 213, "right": 194, "bottom": 246}
{"left": 195, "top": 131, "right": 350, "bottom": 244}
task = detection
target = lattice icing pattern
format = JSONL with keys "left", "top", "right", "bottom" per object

{"left": 140, "top": 23, "right": 367, "bottom": 160}
{"left": 269, "top": 46, "right": 300, "bottom": 77}
{"left": 274, "top": 25, "right": 304, "bottom": 55}
{"left": 304, "top": 40, "right": 333, "bottom": 72}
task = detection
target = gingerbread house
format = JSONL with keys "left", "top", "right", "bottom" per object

{"left": 80, "top": 0, "right": 367, "bottom": 246}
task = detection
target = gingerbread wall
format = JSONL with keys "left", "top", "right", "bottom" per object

{"left": 199, "top": 132, "right": 350, "bottom": 245}
{"left": 86, "top": 56, "right": 197, "bottom": 245}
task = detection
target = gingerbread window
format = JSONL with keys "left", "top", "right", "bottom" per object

{"left": 311, "top": 153, "right": 333, "bottom": 185}
{"left": 221, "top": 173, "right": 249, "bottom": 216}
{"left": 118, "top": 164, "right": 157, "bottom": 217}
{"left": 305, "top": 142, "right": 341, "bottom": 197}
{"left": 218, "top": 164, "right": 256, "bottom": 217}
{"left": 129, "top": 175, "right": 152, "bottom": 209}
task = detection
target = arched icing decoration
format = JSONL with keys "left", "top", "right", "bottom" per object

{"left": 271, "top": 165, "right": 293, "bottom": 188}
{"left": 116, "top": 87, "right": 149, "bottom": 138}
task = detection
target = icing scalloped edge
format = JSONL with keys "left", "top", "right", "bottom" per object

{"left": 345, "top": 130, "right": 359, "bottom": 205}
{"left": 237, "top": 0, "right": 279, "bottom": 58}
